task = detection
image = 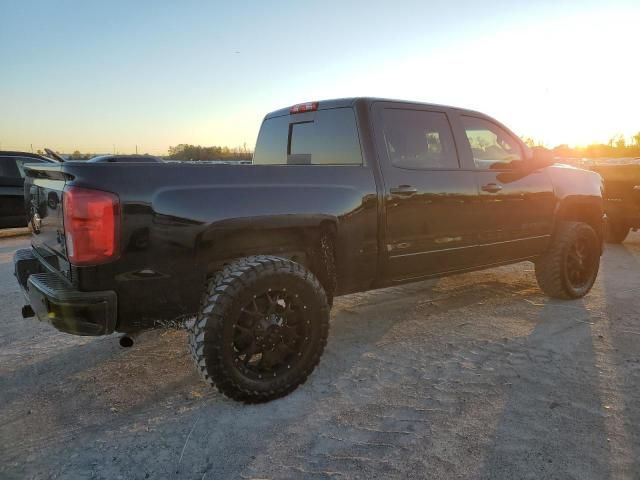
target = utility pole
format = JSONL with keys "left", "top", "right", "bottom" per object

{"left": 135, "top": 145, "right": 138, "bottom": 155}
{"left": 113, "top": 144, "right": 116, "bottom": 155}
{"left": 31, "top": 144, "right": 33, "bottom": 152}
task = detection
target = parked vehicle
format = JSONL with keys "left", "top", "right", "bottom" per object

{"left": 14, "top": 98, "right": 604, "bottom": 402}
{"left": 0, "top": 151, "right": 53, "bottom": 228}
{"left": 88, "top": 154, "right": 164, "bottom": 163}
{"left": 590, "top": 160, "right": 640, "bottom": 243}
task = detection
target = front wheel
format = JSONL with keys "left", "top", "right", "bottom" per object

{"left": 188, "top": 255, "right": 330, "bottom": 403}
{"left": 535, "top": 221, "right": 600, "bottom": 299}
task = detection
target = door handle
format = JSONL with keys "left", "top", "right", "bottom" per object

{"left": 481, "top": 183, "right": 503, "bottom": 193}
{"left": 390, "top": 185, "right": 418, "bottom": 196}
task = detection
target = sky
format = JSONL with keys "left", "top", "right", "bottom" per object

{"left": 1, "top": 0, "right": 639, "bottom": 155}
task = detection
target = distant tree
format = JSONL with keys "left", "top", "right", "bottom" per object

{"left": 545, "top": 133, "right": 640, "bottom": 160}
{"left": 68, "top": 150, "right": 93, "bottom": 160}
{"left": 552, "top": 144, "right": 573, "bottom": 157}
{"left": 167, "top": 144, "right": 252, "bottom": 161}
{"left": 521, "top": 136, "right": 545, "bottom": 148}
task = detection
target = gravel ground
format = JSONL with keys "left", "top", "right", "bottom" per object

{"left": 1, "top": 234, "right": 639, "bottom": 480}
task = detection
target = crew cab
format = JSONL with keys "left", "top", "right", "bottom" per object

{"left": 590, "top": 160, "right": 640, "bottom": 243}
{"left": 14, "top": 98, "right": 604, "bottom": 402}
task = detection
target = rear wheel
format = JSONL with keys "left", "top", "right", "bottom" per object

{"left": 605, "top": 218, "right": 629, "bottom": 244}
{"left": 188, "top": 255, "right": 330, "bottom": 403}
{"left": 535, "top": 221, "right": 600, "bottom": 299}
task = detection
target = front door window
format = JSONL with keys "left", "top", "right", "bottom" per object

{"left": 461, "top": 116, "right": 523, "bottom": 170}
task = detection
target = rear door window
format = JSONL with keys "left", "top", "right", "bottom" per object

{"left": 253, "top": 107, "right": 363, "bottom": 165}
{"left": 381, "top": 109, "right": 459, "bottom": 169}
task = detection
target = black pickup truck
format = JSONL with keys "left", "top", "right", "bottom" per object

{"left": 590, "top": 161, "right": 640, "bottom": 243}
{"left": 14, "top": 98, "right": 604, "bottom": 402}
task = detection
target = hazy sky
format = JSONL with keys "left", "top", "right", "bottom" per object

{"left": 1, "top": 0, "right": 638, "bottom": 154}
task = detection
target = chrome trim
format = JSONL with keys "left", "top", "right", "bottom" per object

{"left": 390, "top": 234, "right": 551, "bottom": 258}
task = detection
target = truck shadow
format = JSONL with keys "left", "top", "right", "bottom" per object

{"left": 476, "top": 299, "right": 612, "bottom": 479}
{"left": 478, "top": 239, "right": 640, "bottom": 479}
{"left": 593, "top": 239, "right": 640, "bottom": 475}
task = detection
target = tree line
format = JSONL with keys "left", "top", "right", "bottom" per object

{"left": 523, "top": 132, "right": 640, "bottom": 158}
{"left": 36, "top": 144, "right": 253, "bottom": 161}
{"left": 42, "top": 132, "right": 640, "bottom": 162}
{"left": 167, "top": 144, "right": 252, "bottom": 161}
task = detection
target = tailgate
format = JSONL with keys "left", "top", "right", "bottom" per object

{"left": 25, "top": 163, "right": 71, "bottom": 278}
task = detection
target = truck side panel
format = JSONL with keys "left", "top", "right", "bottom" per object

{"left": 51, "top": 162, "right": 378, "bottom": 331}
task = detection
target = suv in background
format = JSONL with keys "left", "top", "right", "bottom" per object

{"left": 88, "top": 154, "right": 164, "bottom": 163}
{"left": 0, "top": 151, "right": 53, "bottom": 228}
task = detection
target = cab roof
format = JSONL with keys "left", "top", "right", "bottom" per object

{"left": 264, "top": 97, "right": 489, "bottom": 120}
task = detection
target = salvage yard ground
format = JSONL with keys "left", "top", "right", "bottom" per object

{"left": 1, "top": 234, "right": 639, "bottom": 479}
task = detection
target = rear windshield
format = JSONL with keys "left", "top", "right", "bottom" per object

{"left": 252, "top": 107, "right": 363, "bottom": 165}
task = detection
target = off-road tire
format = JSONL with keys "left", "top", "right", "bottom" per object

{"left": 535, "top": 221, "right": 600, "bottom": 299}
{"left": 188, "top": 255, "right": 330, "bottom": 403}
{"left": 605, "top": 218, "right": 629, "bottom": 244}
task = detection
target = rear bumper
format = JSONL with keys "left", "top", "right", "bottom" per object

{"left": 14, "top": 248, "right": 117, "bottom": 336}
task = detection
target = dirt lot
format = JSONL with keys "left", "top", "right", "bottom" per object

{"left": 1, "top": 234, "right": 639, "bottom": 480}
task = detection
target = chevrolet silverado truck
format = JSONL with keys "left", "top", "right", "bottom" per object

{"left": 14, "top": 98, "right": 604, "bottom": 402}
{"left": 590, "top": 160, "right": 640, "bottom": 243}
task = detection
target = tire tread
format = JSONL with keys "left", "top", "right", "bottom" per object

{"left": 535, "top": 221, "right": 599, "bottom": 299}
{"left": 188, "top": 255, "right": 329, "bottom": 403}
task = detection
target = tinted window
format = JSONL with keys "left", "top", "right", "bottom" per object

{"left": 461, "top": 116, "right": 523, "bottom": 169}
{"left": 253, "top": 108, "right": 363, "bottom": 165}
{"left": 289, "top": 122, "right": 314, "bottom": 164}
{"left": 0, "top": 158, "right": 21, "bottom": 178}
{"left": 252, "top": 115, "right": 289, "bottom": 165}
{"left": 381, "top": 109, "right": 458, "bottom": 169}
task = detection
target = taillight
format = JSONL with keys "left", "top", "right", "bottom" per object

{"left": 290, "top": 101, "right": 318, "bottom": 114}
{"left": 63, "top": 186, "right": 120, "bottom": 265}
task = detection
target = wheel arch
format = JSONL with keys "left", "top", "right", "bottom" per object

{"left": 554, "top": 196, "right": 604, "bottom": 250}
{"left": 196, "top": 216, "right": 339, "bottom": 298}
